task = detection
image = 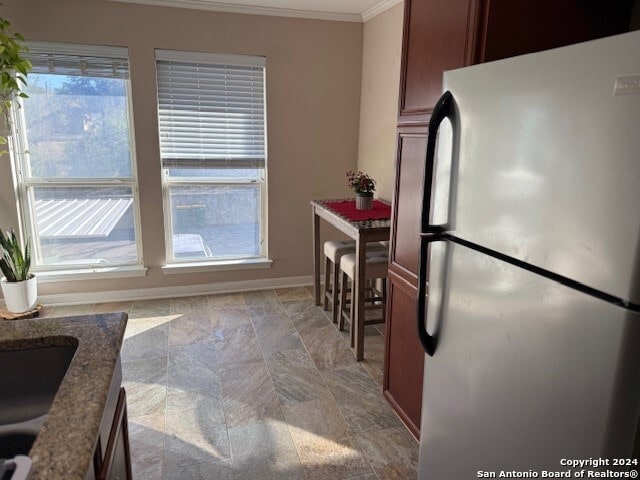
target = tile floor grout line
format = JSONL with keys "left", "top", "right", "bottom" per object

{"left": 206, "top": 293, "right": 237, "bottom": 471}
{"left": 287, "top": 305, "right": 355, "bottom": 435}
{"left": 245, "top": 289, "right": 307, "bottom": 475}
{"left": 289, "top": 289, "right": 389, "bottom": 480}
{"left": 161, "top": 310, "right": 169, "bottom": 480}
{"left": 166, "top": 296, "right": 235, "bottom": 476}
{"left": 277, "top": 291, "right": 359, "bottom": 438}
{"left": 273, "top": 288, "right": 354, "bottom": 480}
{"left": 273, "top": 289, "right": 385, "bottom": 480}
{"left": 271, "top": 288, "right": 340, "bottom": 479}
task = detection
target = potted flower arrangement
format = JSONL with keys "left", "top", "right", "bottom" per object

{"left": 346, "top": 170, "right": 376, "bottom": 210}
{"left": 0, "top": 229, "right": 36, "bottom": 313}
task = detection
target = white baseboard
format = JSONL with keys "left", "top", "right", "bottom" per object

{"left": 36, "top": 275, "right": 316, "bottom": 306}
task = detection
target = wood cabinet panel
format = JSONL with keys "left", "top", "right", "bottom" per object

{"left": 390, "top": 129, "right": 427, "bottom": 278}
{"left": 97, "top": 388, "right": 132, "bottom": 480}
{"left": 399, "top": 0, "right": 479, "bottom": 123}
{"left": 478, "top": 0, "right": 636, "bottom": 63}
{"left": 384, "top": 273, "right": 424, "bottom": 438}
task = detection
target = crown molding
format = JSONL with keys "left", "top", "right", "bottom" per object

{"left": 361, "top": 0, "right": 403, "bottom": 22}
{"left": 105, "top": 0, "right": 363, "bottom": 22}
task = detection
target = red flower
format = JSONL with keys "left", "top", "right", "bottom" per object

{"left": 346, "top": 170, "right": 376, "bottom": 194}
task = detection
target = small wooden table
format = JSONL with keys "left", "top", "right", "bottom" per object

{"left": 311, "top": 199, "right": 391, "bottom": 360}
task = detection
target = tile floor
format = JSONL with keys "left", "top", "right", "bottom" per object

{"left": 44, "top": 287, "right": 419, "bottom": 479}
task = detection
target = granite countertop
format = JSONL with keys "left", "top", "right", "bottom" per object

{"left": 0, "top": 313, "right": 128, "bottom": 479}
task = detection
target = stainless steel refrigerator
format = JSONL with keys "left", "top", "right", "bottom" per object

{"left": 417, "top": 30, "right": 640, "bottom": 478}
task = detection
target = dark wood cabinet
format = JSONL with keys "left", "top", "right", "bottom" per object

{"left": 385, "top": 0, "right": 636, "bottom": 438}
{"left": 97, "top": 388, "right": 132, "bottom": 480}
{"left": 398, "top": 0, "right": 480, "bottom": 124}
{"left": 384, "top": 271, "right": 424, "bottom": 437}
{"left": 88, "top": 361, "right": 132, "bottom": 480}
{"left": 384, "top": 127, "right": 428, "bottom": 436}
{"left": 477, "top": 0, "right": 636, "bottom": 64}
{"left": 398, "top": 0, "right": 636, "bottom": 125}
{"left": 389, "top": 128, "right": 427, "bottom": 280}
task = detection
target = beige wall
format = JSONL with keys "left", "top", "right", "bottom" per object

{"left": 356, "top": 2, "right": 404, "bottom": 202}
{"left": 0, "top": 0, "right": 363, "bottom": 297}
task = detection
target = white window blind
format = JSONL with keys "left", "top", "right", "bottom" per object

{"left": 26, "top": 42, "right": 129, "bottom": 78}
{"left": 156, "top": 50, "right": 266, "bottom": 169}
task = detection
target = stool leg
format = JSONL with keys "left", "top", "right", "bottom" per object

{"left": 332, "top": 259, "right": 341, "bottom": 323}
{"left": 349, "top": 277, "right": 356, "bottom": 349}
{"left": 339, "top": 271, "right": 348, "bottom": 331}
{"left": 323, "top": 256, "right": 331, "bottom": 311}
{"left": 381, "top": 278, "right": 387, "bottom": 322}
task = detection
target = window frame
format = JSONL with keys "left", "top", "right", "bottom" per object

{"left": 11, "top": 41, "right": 144, "bottom": 273}
{"left": 161, "top": 174, "right": 268, "bottom": 264}
{"left": 155, "top": 49, "right": 269, "bottom": 266}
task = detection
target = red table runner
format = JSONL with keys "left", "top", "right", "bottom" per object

{"left": 325, "top": 200, "right": 391, "bottom": 222}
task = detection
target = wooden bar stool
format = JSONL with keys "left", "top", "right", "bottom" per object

{"left": 338, "top": 252, "right": 388, "bottom": 352}
{"left": 323, "top": 240, "right": 356, "bottom": 322}
{"left": 324, "top": 241, "right": 388, "bottom": 323}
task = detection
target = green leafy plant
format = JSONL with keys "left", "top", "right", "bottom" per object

{"left": 0, "top": 11, "right": 31, "bottom": 154}
{"left": 0, "top": 228, "right": 31, "bottom": 282}
{"left": 346, "top": 170, "right": 376, "bottom": 195}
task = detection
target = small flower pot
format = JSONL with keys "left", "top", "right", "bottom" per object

{"left": 356, "top": 193, "right": 373, "bottom": 210}
{"left": 1, "top": 275, "right": 37, "bottom": 313}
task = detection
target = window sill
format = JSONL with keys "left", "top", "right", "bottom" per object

{"left": 35, "top": 265, "right": 148, "bottom": 283}
{"left": 162, "top": 258, "right": 273, "bottom": 275}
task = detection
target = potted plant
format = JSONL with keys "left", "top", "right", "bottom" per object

{"left": 0, "top": 229, "right": 36, "bottom": 313}
{"left": 0, "top": 13, "right": 31, "bottom": 152}
{"left": 346, "top": 170, "right": 376, "bottom": 210}
{"left": 0, "top": 13, "right": 33, "bottom": 314}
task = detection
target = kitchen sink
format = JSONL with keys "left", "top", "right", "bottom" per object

{"left": 0, "top": 432, "right": 37, "bottom": 459}
{"left": 0, "top": 343, "right": 77, "bottom": 426}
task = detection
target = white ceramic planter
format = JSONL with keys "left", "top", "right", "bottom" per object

{"left": 1, "top": 275, "right": 37, "bottom": 313}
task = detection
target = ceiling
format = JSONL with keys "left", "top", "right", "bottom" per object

{"left": 106, "top": 0, "right": 403, "bottom": 22}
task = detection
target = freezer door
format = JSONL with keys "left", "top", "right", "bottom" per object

{"left": 430, "top": 31, "right": 640, "bottom": 305}
{"left": 418, "top": 238, "right": 640, "bottom": 479}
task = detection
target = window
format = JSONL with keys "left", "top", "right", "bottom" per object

{"left": 155, "top": 50, "right": 267, "bottom": 264}
{"left": 12, "top": 42, "right": 142, "bottom": 270}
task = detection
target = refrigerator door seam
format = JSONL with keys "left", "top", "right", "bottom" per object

{"left": 426, "top": 232, "right": 640, "bottom": 312}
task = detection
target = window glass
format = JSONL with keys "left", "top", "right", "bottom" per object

{"left": 30, "top": 186, "right": 138, "bottom": 266}
{"left": 169, "top": 185, "right": 261, "bottom": 260}
{"left": 24, "top": 75, "right": 132, "bottom": 178}
{"left": 13, "top": 44, "right": 142, "bottom": 270}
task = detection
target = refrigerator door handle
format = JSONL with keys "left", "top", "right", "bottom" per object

{"left": 418, "top": 91, "right": 455, "bottom": 357}
{"left": 417, "top": 233, "right": 445, "bottom": 356}
{"left": 421, "top": 90, "right": 455, "bottom": 234}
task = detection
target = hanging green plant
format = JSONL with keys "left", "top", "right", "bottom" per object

{"left": 0, "top": 10, "right": 30, "bottom": 155}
